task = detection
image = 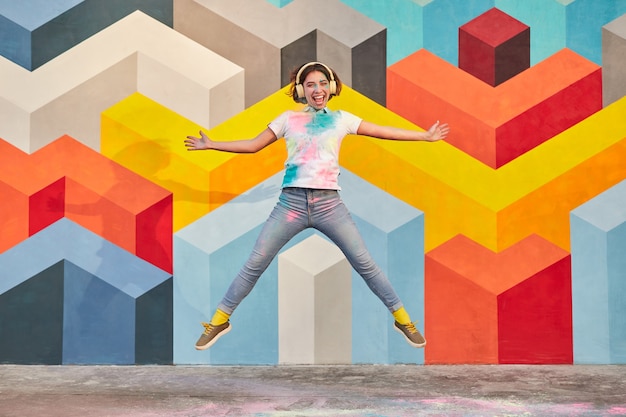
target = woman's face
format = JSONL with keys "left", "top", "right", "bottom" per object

{"left": 302, "top": 70, "right": 330, "bottom": 110}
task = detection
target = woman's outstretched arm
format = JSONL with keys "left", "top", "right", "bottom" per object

{"left": 357, "top": 120, "right": 449, "bottom": 142}
{"left": 185, "top": 128, "right": 278, "bottom": 153}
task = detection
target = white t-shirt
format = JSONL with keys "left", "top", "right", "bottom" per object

{"left": 268, "top": 107, "right": 362, "bottom": 190}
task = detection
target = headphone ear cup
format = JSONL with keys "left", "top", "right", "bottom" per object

{"left": 329, "top": 80, "right": 337, "bottom": 95}
{"left": 295, "top": 83, "right": 304, "bottom": 99}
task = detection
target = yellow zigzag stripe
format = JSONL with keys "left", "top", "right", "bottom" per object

{"left": 336, "top": 89, "right": 626, "bottom": 252}
{"left": 102, "top": 88, "right": 626, "bottom": 252}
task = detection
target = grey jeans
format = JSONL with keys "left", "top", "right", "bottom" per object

{"left": 217, "top": 187, "right": 404, "bottom": 315}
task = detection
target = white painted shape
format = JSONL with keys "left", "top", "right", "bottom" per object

{"left": 278, "top": 234, "right": 352, "bottom": 364}
{"left": 0, "top": 11, "right": 243, "bottom": 152}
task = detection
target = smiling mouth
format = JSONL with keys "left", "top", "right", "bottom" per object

{"left": 312, "top": 94, "right": 325, "bottom": 106}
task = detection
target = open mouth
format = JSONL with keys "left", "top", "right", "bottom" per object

{"left": 312, "top": 94, "right": 325, "bottom": 106}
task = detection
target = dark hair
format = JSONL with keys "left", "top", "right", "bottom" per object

{"left": 288, "top": 62, "right": 342, "bottom": 103}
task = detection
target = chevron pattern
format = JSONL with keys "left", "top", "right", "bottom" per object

{"left": 1, "top": 0, "right": 626, "bottom": 365}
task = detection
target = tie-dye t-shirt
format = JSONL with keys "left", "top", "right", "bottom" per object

{"left": 268, "top": 107, "right": 362, "bottom": 190}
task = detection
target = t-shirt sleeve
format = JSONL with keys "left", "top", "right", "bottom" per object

{"left": 340, "top": 110, "right": 363, "bottom": 135}
{"left": 268, "top": 111, "right": 290, "bottom": 139}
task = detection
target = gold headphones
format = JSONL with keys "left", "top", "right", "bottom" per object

{"left": 294, "top": 62, "right": 337, "bottom": 99}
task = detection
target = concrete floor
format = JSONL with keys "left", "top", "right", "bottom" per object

{"left": 1, "top": 365, "right": 625, "bottom": 416}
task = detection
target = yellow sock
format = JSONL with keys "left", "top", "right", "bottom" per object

{"left": 209, "top": 308, "right": 230, "bottom": 326}
{"left": 392, "top": 307, "right": 411, "bottom": 325}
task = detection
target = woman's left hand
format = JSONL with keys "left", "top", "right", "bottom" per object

{"left": 426, "top": 121, "right": 450, "bottom": 142}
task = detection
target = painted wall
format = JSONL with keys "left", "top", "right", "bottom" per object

{"left": 1, "top": 0, "right": 626, "bottom": 365}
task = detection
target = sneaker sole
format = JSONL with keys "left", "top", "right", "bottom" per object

{"left": 393, "top": 324, "right": 426, "bottom": 348}
{"left": 195, "top": 323, "right": 232, "bottom": 351}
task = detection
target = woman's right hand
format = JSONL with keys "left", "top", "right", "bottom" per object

{"left": 184, "top": 130, "right": 211, "bottom": 151}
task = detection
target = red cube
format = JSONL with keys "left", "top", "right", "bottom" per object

{"left": 459, "top": 8, "right": 530, "bottom": 86}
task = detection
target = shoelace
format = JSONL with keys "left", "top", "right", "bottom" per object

{"left": 201, "top": 322, "right": 215, "bottom": 335}
{"left": 404, "top": 322, "right": 418, "bottom": 334}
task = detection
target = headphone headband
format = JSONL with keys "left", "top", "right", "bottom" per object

{"left": 294, "top": 61, "right": 337, "bottom": 99}
{"left": 295, "top": 62, "right": 335, "bottom": 85}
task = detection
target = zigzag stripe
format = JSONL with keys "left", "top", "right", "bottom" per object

{"left": 174, "top": 0, "right": 386, "bottom": 106}
{"left": 0, "top": 218, "right": 172, "bottom": 365}
{"left": 387, "top": 48, "right": 602, "bottom": 168}
{"left": 0, "top": 135, "right": 172, "bottom": 272}
{"left": 0, "top": 0, "right": 173, "bottom": 70}
{"left": 0, "top": 11, "right": 243, "bottom": 153}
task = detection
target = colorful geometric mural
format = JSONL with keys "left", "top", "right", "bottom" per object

{"left": 1, "top": 0, "right": 625, "bottom": 365}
